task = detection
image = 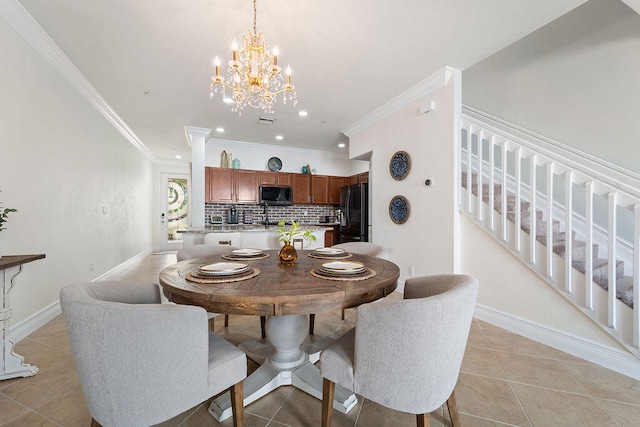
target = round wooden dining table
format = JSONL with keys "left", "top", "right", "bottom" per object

{"left": 159, "top": 249, "right": 399, "bottom": 422}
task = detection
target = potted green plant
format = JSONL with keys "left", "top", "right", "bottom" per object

{"left": 276, "top": 220, "right": 316, "bottom": 265}
{"left": 0, "top": 192, "right": 17, "bottom": 259}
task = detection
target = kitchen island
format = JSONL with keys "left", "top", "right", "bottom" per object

{"left": 178, "top": 224, "right": 333, "bottom": 249}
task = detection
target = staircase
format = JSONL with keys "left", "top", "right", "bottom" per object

{"left": 462, "top": 171, "right": 633, "bottom": 308}
{"left": 459, "top": 106, "right": 640, "bottom": 358}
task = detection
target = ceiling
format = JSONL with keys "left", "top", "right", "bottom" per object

{"left": 15, "top": 0, "right": 589, "bottom": 161}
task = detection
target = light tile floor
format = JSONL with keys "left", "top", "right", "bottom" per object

{"left": 1, "top": 253, "right": 640, "bottom": 426}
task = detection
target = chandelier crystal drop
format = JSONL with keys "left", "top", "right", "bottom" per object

{"left": 210, "top": 0, "right": 297, "bottom": 115}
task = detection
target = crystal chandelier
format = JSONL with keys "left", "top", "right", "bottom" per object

{"left": 210, "top": 0, "right": 297, "bottom": 114}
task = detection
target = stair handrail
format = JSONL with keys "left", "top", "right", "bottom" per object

{"left": 462, "top": 105, "right": 640, "bottom": 203}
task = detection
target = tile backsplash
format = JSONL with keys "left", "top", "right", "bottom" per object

{"left": 205, "top": 203, "right": 338, "bottom": 225}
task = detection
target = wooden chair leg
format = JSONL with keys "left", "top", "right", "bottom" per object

{"left": 260, "top": 316, "right": 266, "bottom": 338}
{"left": 208, "top": 317, "right": 215, "bottom": 331}
{"left": 91, "top": 418, "right": 102, "bottom": 427}
{"left": 224, "top": 314, "right": 230, "bottom": 327}
{"left": 341, "top": 309, "right": 345, "bottom": 320}
{"left": 416, "top": 413, "right": 430, "bottom": 427}
{"left": 446, "top": 390, "right": 460, "bottom": 427}
{"left": 230, "top": 381, "right": 244, "bottom": 427}
{"left": 309, "top": 314, "right": 315, "bottom": 335}
{"left": 322, "top": 378, "right": 335, "bottom": 427}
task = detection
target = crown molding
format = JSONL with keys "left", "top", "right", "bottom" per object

{"left": 341, "top": 66, "right": 455, "bottom": 138}
{"left": 206, "top": 137, "right": 354, "bottom": 161}
{"left": 0, "top": 0, "right": 156, "bottom": 162}
{"left": 184, "top": 126, "right": 212, "bottom": 147}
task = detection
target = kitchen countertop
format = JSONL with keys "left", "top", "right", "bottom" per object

{"left": 178, "top": 224, "right": 336, "bottom": 234}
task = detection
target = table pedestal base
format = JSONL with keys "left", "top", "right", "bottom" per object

{"left": 208, "top": 314, "right": 357, "bottom": 422}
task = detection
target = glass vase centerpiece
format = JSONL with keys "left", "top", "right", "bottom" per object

{"left": 277, "top": 220, "right": 316, "bottom": 266}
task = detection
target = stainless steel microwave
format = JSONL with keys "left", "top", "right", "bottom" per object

{"left": 259, "top": 186, "right": 293, "bottom": 205}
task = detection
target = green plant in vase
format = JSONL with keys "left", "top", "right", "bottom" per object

{"left": 0, "top": 191, "right": 17, "bottom": 259}
{"left": 277, "top": 220, "right": 316, "bottom": 265}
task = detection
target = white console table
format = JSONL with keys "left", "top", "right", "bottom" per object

{"left": 1, "top": 254, "right": 45, "bottom": 380}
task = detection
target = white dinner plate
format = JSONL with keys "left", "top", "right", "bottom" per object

{"left": 231, "top": 248, "right": 264, "bottom": 256}
{"left": 321, "top": 261, "right": 365, "bottom": 273}
{"left": 198, "top": 262, "right": 249, "bottom": 276}
{"left": 314, "top": 247, "right": 345, "bottom": 254}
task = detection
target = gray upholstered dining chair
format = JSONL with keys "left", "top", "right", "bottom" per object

{"left": 320, "top": 274, "right": 479, "bottom": 427}
{"left": 60, "top": 281, "right": 247, "bottom": 427}
{"left": 320, "top": 242, "right": 389, "bottom": 328}
{"left": 177, "top": 244, "right": 267, "bottom": 338}
{"left": 331, "top": 242, "right": 389, "bottom": 260}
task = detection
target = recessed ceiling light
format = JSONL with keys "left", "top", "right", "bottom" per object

{"left": 223, "top": 97, "right": 234, "bottom": 104}
{"left": 338, "top": 143, "right": 346, "bottom": 148}
{"left": 298, "top": 110, "right": 308, "bottom": 117}
{"left": 215, "top": 127, "right": 225, "bottom": 133}
{"left": 275, "top": 135, "right": 284, "bottom": 140}
{"left": 175, "top": 154, "right": 182, "bottom": 159}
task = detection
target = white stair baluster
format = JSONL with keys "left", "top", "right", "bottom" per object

{"left": 530, "top": 154, "right": 537, "bottom": 265}
{"left": 501, "top": 142, "right": 508, "bottom": 242}
{"left": 608, "top": 191, "right": 618, "bottom": 329}
{"left": 515, "top": 148, "right": 522, "bottom": 253}
{"left": 476, "top": 130, "right": 484, "bottom": 223}
{"left": 466, "top": 125, "right": 473, "bottom": 214}
{"left": 565, "top": 171, "right": 573, "bottom": 293}
{"left": 488, "top": 135, "right": 496, "bottom": 232}
{"left": 546, "top": 162, "right": 554, "bottom": 278}
{"left": 634, "top": 204, "right": 640, "bottom": 348}
{"left": 585, "top": 181, "right": 594, "bottom": 310}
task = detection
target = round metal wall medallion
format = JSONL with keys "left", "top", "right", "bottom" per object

{"left": 389, "top": 195, "right": 410, "bottom": 224}
{"left": 389, "top": 151, "right": 411, "bottom": 180}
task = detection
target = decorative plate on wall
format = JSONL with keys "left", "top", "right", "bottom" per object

{"left": 389, "top": 151, "right": 411, "bottom": 181}
{"left": 389, "top": 195, "right": 410, "bottom": 224}
{"left": 267, "top": 157, "right": 282, "bottom": 172}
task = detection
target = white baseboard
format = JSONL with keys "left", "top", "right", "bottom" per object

{"left": 10, "top": 300, "right": 61, "bottom": 342}
{"left": 91, "top": 246, "right": 157, "bottom": 281}
{"left": 9, "top": 247, "right": 158, "bottom": 342}
{"left": 474, "top": 304, "right": 640, "bottom": 380}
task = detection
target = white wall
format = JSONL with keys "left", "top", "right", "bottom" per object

{"left": 348, "top": 68, "right": 461, "bottom": 283}
{"left": 460, "top": 216, "right": 624, "bottom": 349}
{"left": 463, "top": 0, "right": 640, "bottom": 175}
{"left": 0, "top": 18, "right": 154, "bottom": 324}
{"left": 206, "top": 138, "right": 368, "bottom": 176}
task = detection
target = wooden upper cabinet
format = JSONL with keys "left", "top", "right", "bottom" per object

{"left": 329, "top": 176, "right": 345, "bottom": 205}
{"left": 347, "top": 175, "right": 358, "bottom": 185}
{"left": 235, "top": 169, "right": 259, "bottom": 203}
{"left": 206, "top": 167, "right": 259, "bottom": 204}
{"left": 206, "top": 167, "right": 234, "bottom": 203}
{"left": 260, "top": 171, "right": 292, "bottom": 186}
{"left": 292, "top": 173, "right": 311, "bottom": 204}
{"left": 357, "top": 172, "right": 369, "bottom": 183}
{"left": 311, "top": 175, "right": 330, "bottom": 205}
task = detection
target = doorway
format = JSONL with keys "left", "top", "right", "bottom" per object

{"left": 160, "top": 173, "right": 189, "bottom": 251}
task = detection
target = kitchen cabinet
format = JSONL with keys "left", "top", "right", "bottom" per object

{"left": 324, "top": 226, "right": 339, "bottom": 247}
{"left": 260, "top": 171, "right": 292, "bottom": 186}
{"left": 347, "top": 175, "right": 358, "bottom": 185}
{"left": 206, "top": 167, "right": 259, "bottom": 204}
{"left": 311, "top": 175, "right": 330, "bottom": 205}
{"left": 206, "top": 167, "right": 233, "bottom": 203}
{"left": 292, "top": 174, "right": 311, "bottom": 204}
{"left": 357, "top": 172, "right": 369, "bottom": 183}
{"left": 329, "top": 176, "right": 345, "bottom": 205}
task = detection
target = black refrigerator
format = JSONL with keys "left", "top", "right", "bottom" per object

{"left": 339, "top": 183, "right": 368, "bottom": 243}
